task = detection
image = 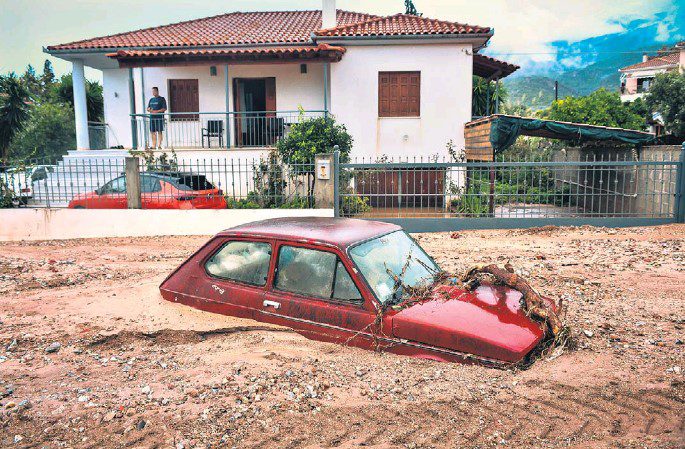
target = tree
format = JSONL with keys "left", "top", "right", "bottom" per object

{"left": 41, "top": 60, "right": 56, "bottom": 91}
{"left": 0, "top": 73, "right": 31, "bottom": 161}
{"left": 8, "top": 102, "right": 75, "bottom": 161}
{"left": 472, "top": 76, "right": 508, "bottom": 117}
{"left": 645, "top": 72, "right": 685, "bottom": 139}
{"left": 20, "top": 65, "right": 42, "bottom": 98}
{"left": 539, "top": 88, "right": 645, "bottom": 130}
{"left": 51, "top": 74, "right": 104, "bottom": 122}
{"left": 276, "top": 114, "right": 353, "bottom": 165}
{"left": 404, "top": 0, "right": 421, "bottom": 16}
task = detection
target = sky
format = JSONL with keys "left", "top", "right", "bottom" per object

{"left": 0, "top": 0, "right": 682, "bottom": 81}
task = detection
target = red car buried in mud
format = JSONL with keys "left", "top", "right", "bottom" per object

{"left": 68, "top": 172, "right": 226, "bottom": 209}
{"left": 160, "top": 217, "right": 559, "bottom": 366}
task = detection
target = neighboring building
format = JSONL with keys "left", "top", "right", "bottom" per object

{"left": 619, "top": 42, "right": 684, "bottom": 102}
{"left": 44, "top": 0, "right": 517, "bottom": 160}
{"left": 618, "top": 42, "right": 684, "bottom": 136}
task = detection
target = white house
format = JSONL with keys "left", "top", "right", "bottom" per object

{"left": 45, "top": 1, "right": 518, "bottom": 161}
{"left": 619, "top": 42, "right": 684, "bottom": 102}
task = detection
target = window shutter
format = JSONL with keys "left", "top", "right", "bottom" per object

{"left": 378, "top": 71, "right": 420, "bottom": 117}
{"left": 168, "top": 79, "right": 199, "bottom": 120}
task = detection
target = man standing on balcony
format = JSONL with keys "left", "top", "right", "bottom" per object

{"left": 147, "top": 87, "right": 167, "bottom": 149}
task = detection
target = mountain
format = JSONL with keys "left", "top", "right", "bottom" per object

{"left": 499, "top": 7, "right": 684, "bottom": 110}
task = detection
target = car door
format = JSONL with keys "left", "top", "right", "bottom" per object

{"left": 261, "top": 243, "right": 378, "bottom": 348}
{"left": 139, "top": 175, "right": 163, "bottom": 209}
{"left": 93, "top": 176, "right": 127, "bottom": 208}
{"left": 193, "top": 238, "right": 273, "bottom": 319}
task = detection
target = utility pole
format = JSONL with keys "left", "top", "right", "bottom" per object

{"left": 554, "top": 80, "right": 559, "bottom": 102}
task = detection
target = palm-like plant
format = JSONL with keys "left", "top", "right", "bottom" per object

{"left": 51, "top": 74, "right": 104, "bottom": 122}
{"left": 472, "top": 76, "right": 508, "bottom": 117}
{"left": 0, "top": 73, "right": 31, "bottom": 161}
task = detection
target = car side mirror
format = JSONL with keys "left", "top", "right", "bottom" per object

{"left": 95, "top": 187, "right": 103, "bottom": 195}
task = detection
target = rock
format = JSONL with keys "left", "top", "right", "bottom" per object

{"left": 103, "top": 411, "right": 116, "bottom": 422}
{"left": 141, "top": 385, "right": 151, "bottom": 395}
{"left": 136, "top": 420, "right": 146, "bottom": 430}
{"left": 186, "top": 388, "right": 199, "bottom": 398}
{"left": 45, "top": 342, "right": 61, "bottom": 353}
{"left": 583, "top": 329, "right": 594, "bottom": 338}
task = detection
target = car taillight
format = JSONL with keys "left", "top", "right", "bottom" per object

{"left": 20, "top": 188, "right": 31, "bottom": 193}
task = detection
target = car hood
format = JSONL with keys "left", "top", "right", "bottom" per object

{"left": 391, "top": 283, "right": 552, "bottom": 363}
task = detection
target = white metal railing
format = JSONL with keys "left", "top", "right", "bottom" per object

{"left": 130, "top": 110, "right": 326, "bottom": 149}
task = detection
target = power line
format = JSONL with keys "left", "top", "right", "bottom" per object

{"left": 487, "top": 48, "right": 680, "bottom": 56}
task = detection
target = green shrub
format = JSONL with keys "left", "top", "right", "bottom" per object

{"left": 341, "top": 194, "right": 371, "bottom": 216}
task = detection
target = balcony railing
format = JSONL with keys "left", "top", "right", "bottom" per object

{"left": 130, "top": 110, "right": 326, "bottom": 150}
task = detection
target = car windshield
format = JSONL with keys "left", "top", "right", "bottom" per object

{"left": 349, "top": 230, "right": 440, "bottom": 305}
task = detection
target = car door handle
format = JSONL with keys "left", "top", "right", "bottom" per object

{"left": 263, "top": 300, "right": 281, "bottom": 309}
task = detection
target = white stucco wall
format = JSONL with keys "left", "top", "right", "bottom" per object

{"left": 329, "top": 43, "right": 473, "bottom": 160}
{"left": 102, "top": 63, "right": 327, "bottom": 150}
{"left": 102, "top": 68, "right": 134, "bottom": 148}
{"left": 0, "top": 208, "right": 333, "bottom": 241}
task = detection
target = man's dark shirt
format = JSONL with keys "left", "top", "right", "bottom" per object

{"left": 148, "top": 96, "right": 167, "bottom": 117}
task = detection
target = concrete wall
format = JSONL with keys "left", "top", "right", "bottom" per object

{"left": 553, "top": 145, "right": 682, "bottom": 217}
{"left": 330, "top": 43, "right": 473, "bottom": 160}
{"left": 0, "top": 208, "right": 333, "bottom": 242}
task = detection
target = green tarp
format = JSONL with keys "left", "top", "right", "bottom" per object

{"left": 489, "top": 115, "right": 656, "bottom": 153}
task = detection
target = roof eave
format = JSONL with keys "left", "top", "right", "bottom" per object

{"left": 312, "top": 31, "right": 493, "bottom": 43}
{"left": 619, "top": 63, "right": 678, "bottom": 73}
{"left": 45, "top": 41, "right": 319, "bottom": 55}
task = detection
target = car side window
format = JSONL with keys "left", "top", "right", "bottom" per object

{"left": 205, "top": 241, "right": 271, "bottom": 286}
{"left": 140, "top": 176, "right": 162, "bottom": 193}
{"left": 276, "top": 246, "right": 362, "bottom": 302}
{"left": 101, "top": 177, "right": 126, "bottom": 194}
{"left": 333, "top": 260, "right": 362, "bottom": 301}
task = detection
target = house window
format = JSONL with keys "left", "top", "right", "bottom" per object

{"left": 637, "top": 77, "right": 653, "bottom": 93}
{"left": 378, "top": 71, "right": 420, "bottom": 117}
{"left": 168, "top": 79, "right": 199, "bottom": 121}
{"left": 275, "top": 246, "right": 362, "bottom": 301}
{"left": 205, "top": 241, "right": 272, "bottom": 286}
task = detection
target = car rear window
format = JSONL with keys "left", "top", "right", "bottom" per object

{"left": 205, "top": 241, "right": 271, "bottom": 286}
{"left": 175, "top": 175, "right": 215, "bottom": 191}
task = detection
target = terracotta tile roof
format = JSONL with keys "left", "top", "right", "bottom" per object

{"left": 47, "top": 10, "right": 378, "bottom": 51}
{"left": 314, "top": 13, "right": 491, "bottom": 37}
{"left": 473, "top": 54, "right": 519, "bottom": 78}
{"left": 620, "top": 52, "right": 680, "bottom": 71}
{"left": 47, "top": 10, "right": 490, "bottom": 51}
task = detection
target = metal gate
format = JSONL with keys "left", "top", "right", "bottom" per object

{"left": 335, "top": 149, "right": 685, "bottom": 232}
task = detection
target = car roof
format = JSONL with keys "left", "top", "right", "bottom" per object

{"left": 219, "top": 217, "right": 401, "bottom": 249}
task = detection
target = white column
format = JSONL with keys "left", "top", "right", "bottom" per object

{"left": 72, "top": 59, "right": 90, "bottom": 150}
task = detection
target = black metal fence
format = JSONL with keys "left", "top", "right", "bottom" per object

{"left": 338, "top": 150, "right": 685, "bottom": 230}
{"left": 0, "top": 155, "right": 315, "bottom": 210}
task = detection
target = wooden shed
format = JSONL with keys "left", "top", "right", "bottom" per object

{"left": 464, "top": 114, "right": 656, "bottom": 161}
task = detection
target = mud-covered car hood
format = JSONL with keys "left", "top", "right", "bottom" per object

{"left": 391, "top": 283, "right": 549, "bottom": 363}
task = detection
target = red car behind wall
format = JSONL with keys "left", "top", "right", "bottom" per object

{"left": 68, "top": 172, "right": 227, "bottom": 209}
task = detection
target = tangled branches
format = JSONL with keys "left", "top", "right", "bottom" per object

{"left": 462, "top": 263, "right": 564, "bottom": 337}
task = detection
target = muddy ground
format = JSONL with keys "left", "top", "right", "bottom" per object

{"left": 0, "top": 225, "right": 683, "bottom": 449}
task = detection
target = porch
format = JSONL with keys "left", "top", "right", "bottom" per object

{"left": 70, "top": 44, "right": 344, "bottom": 150}
{"left": 131, "top": 110, "right": 325, "bottom": 149}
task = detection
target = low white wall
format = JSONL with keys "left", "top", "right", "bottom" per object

{"left": 0, "top": 208, "right": 334, "bottom": 241}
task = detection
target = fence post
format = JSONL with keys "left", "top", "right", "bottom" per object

{"left": 125, "top": 157, "right": 142, "bottom": 209}
{"left": 333, "top": 148, "right": 340, "bottom": 217}
{"left": 313, "top": 152, "right": 336, "bottom": 211}
{"left": 676, "top": 142, "right": 685, "bottom": 223}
